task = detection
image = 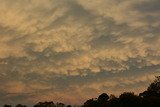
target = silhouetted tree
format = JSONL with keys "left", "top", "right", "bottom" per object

{"left": 139, "top": 76, "right": 160, "bottom": 98}
{"left": 15, "top": 104, "right": 27, "bottom": 107}
{"left": 139, "top": 90, "right": 158, "bottom": 98}
{"left": 66, "top": 105, "right": 72, "bottom": 107}
{"left": 147, "top": 76, "right": 160, "bottom": 93}
{"left": 34, "top": 101, "right": 55, "bottom": 107}
{"left": 119, "top": 92, "right": 141, "bottom": 107}
{"left": 3, "top": 104, "right": 12, "bottom": 107}
{"left": 139, "top": 76, "right": 160, "bottom": 107}
{"left": 83, "top": 98, "right": 98, "bottom": 107}
{"left": 98, "top": 93, "right": 109, "bottom": 102}
{"left": 98, "top": 93, "right": 109, "bottom": 107}
{"left": 3, "top": 76, "right": 160, "bottom": 107}
{"left": 107, "top": 97, "right": 119, "bottom": 107}
{"left": 56, "top": 102, "right": 65, "bottom": 107}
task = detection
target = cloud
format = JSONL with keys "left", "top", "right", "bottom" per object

{"left": 0, "top": 0, "right": 160, "bottom": 105}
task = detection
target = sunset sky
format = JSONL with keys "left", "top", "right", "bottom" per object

{"left": 0, "top": 0, "right": 160, "bottom": 106}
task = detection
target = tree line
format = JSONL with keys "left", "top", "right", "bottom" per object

{"left": 4, "top": 76, "right": 160, "bottom": 107}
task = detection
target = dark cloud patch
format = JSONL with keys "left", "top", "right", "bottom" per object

{"left": 133, "top": 0, "right": 160, "bottom": 13}
{"left": 0, "top": 0, "right": 160, "bottom": 105}
{"left": 90, "top": 35, "right": 120, "bottom": 49}
{"left": 41, "top": 0, "right": 94, "bottom": 31}
{"left": 67, "top": 0, "right": 93, "bottom": 19}
{"left": 0, "top": 25, "right": 16, "bottom": 36}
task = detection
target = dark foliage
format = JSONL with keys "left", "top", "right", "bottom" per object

{"left": 4, "top": 104, "right": 12, "bottom": 107}
{"left": 33, "top": 101, "right": 66, "bottom": 107}
{"left": 147, "top": 76, "right": 160, "bottom": 93}
{"left": 15, "top": 104, "right": 27, "bottom": 107}
{"left": 34, "top": 101, "right": 55, "bottom": 107}
{"left": 83, "top": 76, "right": 160, "bottom": 107}
{"left": 3, "top": 76, "right": 160, "bottom": 107}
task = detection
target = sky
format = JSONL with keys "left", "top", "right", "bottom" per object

{"left": 0, "top": 0, "right": 160, "bottom": 106}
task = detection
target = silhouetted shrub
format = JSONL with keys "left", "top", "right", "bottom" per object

{"left": 66, "top": 105, "right": 72, "bottom": 107}
{"left": 34, "top": 101, "right": 55, "bottom": 107}
{"left": 4, "top": 104, "right": 12, "bottom": 107}
{"left": 147, "top": 76, "right": 160, "bottom": 93}
{"left": 119, "top": 92, "right": 141, "bottom": 107}
{"left": 3, "top": 76, "right": 160, "bottom": 107}
{"left": 15, "top": 104, "right": 27, "bottom": 107}
{"left": 97, "top": 93, "right": 109, "bottom": 107}
{"left": 83, "top": 99, "right": 98, "bottom": 107}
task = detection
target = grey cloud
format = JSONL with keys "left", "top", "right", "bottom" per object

{"left": 133, "top": 0, "right": 160, "bottom": 13}
{"left": 0, "top": 0, "right": 160, "bottom": 105}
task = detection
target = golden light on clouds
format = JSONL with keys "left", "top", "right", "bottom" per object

{"left": 0, "top": 0, "right": 160, "bottom": 105}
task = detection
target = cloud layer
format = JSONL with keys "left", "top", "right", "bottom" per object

{"left": 0, "top": 0, "right": 160, "bottom": 106}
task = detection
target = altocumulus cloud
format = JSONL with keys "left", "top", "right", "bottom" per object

{"left": 0, "top": 0, "right": 160, "bottom": 105}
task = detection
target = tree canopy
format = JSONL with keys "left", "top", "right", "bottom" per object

{"left": 3, "top": 76, "right": 160, "bottom": 107}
